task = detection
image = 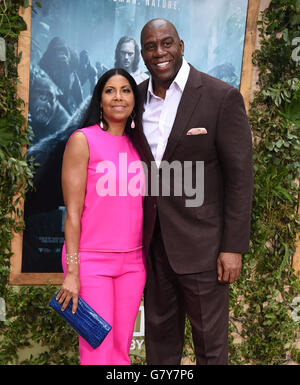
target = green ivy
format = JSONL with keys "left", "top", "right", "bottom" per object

{"left": 227, "top": 0, "right": 300, "bottom": 365}
{"left": 0, "top": 0, "right": 299, "bottom": 365}
{"left": 0, "top": 0, "right": 33, "bottom": 293}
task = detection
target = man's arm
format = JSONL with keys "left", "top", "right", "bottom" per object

{"left": 216, "top": 87, "right": 253, "bottom": 283}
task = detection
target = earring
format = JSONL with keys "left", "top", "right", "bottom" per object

{"left": 130, "top": 113, "right": 135, "bottom": 129}
{"left": 99, "top": 108, "right": 104, "bottom": 129}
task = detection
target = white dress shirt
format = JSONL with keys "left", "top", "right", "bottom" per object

{"left": 142, "top": 58, "right": 190, "bottom": 167}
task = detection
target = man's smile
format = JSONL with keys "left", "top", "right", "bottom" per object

{"left": 155, "top": 61, "right": 171, "bottom": 69}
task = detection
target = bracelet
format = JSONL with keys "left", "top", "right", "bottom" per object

{"left": 66, "top": 252, "right": 80, "bottom": 265}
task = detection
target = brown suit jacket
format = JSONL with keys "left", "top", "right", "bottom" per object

{"left": 132, "top": 64, "right": 253, "bottom": 274}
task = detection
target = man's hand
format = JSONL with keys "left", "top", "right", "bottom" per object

{"left": 217, "top": 252, "right": 242, "bottom": 284}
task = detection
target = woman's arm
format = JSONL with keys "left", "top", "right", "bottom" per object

{"left": 56, "top": 131, "right": 89, "bottom": 313}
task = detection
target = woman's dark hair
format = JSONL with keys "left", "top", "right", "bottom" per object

{"left": 79, "top": 68, "right": 138, "bottom": 136}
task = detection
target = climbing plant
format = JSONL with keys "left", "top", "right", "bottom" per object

{"left": 0, "top": 0, "right": 299, "bottom": 365}
{"left": 228, "top": 0, "right": 300, "bottom": 365}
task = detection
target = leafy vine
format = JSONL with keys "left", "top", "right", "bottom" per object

{"left": 228, "top": 0, "right": 300, "bottom": 365}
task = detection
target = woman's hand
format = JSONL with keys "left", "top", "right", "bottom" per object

{"left": 56, "top": 273, "right": 80, "bottom": 314}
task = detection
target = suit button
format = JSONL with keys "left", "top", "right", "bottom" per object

{"left": 154, "top": 203, "right": 157, "bottom": 209}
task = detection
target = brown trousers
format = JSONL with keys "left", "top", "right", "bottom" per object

{"left": 144, "top": 218, "right": 229, "bottom": 365}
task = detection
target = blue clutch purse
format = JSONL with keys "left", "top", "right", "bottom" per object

{"left": 49, "top": 292, "right": 112, "bottom": 349}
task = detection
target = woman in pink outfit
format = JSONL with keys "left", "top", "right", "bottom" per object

{"left": 56, "top": 69, "right": 146, "bottom": 365}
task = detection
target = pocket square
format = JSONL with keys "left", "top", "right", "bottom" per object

{"left": 187, "top": 127, "right": 207, "bottom": 135}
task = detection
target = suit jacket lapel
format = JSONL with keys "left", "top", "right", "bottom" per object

{"left": 133, "top": 79, "right": 154, "bottom": 164}
{"left": 161, "top": 65, "right": 203, "bottom": 163}
{"left": 134, "top": 65, "right": 203, "bottom": 165}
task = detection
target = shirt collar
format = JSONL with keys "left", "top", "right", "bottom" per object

{"left": 146, "top": 57, "right": 190, "bottom": 103}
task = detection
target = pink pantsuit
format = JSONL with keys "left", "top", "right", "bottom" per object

{"left": 62, "top": 125, "right": 146, "bottom": 365}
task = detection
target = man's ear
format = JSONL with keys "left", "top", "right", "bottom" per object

{"left": 180, "top": 40, "right": 184, "bottom": 56}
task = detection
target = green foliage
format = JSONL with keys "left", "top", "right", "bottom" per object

{"left": 0, "top": 286, "right": 80, "bottom": 365}
{"left": 0, "top": 0, "right": 33, "bottom": 299}
{"left": 227, "top": 0, "right": 300, "bottom": 365}
{"left": 0, "top": 0, "right": 299, "bottom": 365}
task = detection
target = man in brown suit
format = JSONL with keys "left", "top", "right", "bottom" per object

{"left": 132, "top": 19, "right": 253, "bottom": 365}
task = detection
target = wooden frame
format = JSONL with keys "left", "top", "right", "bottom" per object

{"left": 10, "top": 0, "right": 261, "bottom": 285}
{"left": 10, "top": 2, "right": 63, "bottom": 285}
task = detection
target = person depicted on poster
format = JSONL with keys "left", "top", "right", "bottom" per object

{"left": 95, "top": 61, "right": 109, "bottom": 81}
{"left": 77, "top": 49, "right": 98, "bottom": 95}
{"left": 28, "top": 69, "right": 70, "bottom": 145}
{"left": 114, "top": 36, "right": 149, "bottom": 84}
{"left": 133, "top": 18, "right": 253, "bottom": 365}
{"left": 39, "top": 37, "right": 84, "bottom": 115}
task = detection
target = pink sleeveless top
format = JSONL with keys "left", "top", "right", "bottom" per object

{"left": 68, "top": 124, "right": 145, "bottom": 252}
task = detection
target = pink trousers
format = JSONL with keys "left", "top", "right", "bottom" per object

{"left": 62, "top": 246, "right": 146, "bottom": 365}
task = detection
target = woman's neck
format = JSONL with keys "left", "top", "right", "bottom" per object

{"left": 105, "top": 121, "right": 126, "bottom": 136}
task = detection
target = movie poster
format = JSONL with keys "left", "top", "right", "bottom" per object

{"left": 22, "top": 0, "right": 249, "bottom": 273}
